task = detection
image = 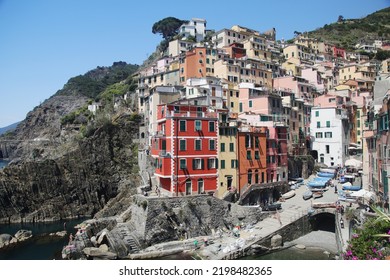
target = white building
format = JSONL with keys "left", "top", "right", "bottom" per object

{"left": 310, "top": 107, "right": 350, "bottom": 167}
{"left": 178, "top": 18, "right": 207, "bottom": 42}
{"left": 184, "top": 77, "right": 225, "bottom": 109}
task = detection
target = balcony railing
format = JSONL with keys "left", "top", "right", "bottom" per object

{"left": 166, "top": 111, "right": 218, "bottom": 119}
{"left": 159, "top": 150, "right": 171, "bottom": 158}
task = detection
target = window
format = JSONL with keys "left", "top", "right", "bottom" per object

{"left": 239, "top": 102, "right": 243, "bottom": 112}
{"left": 326, "top": 121, "right": 330, "bottom": 128}
{"left": 180, "top": 159, "right": 187, "bottom": 169}
{"left": 208, "top": 158, "right": 217, "bottom": 169}
{"left": 249, "top": 100, "right": 253, "bottom": 108}
{"left": 220, "top": 143, "right": 225, "bottom": 152}
{"left": 316, "top": 132, "right": 323, "bottom": 138}
{"left": 231, "top": 159, "right": 238, "bottom": 168}
{"left": 255, "top": 151, "right": 260, "bottom": 159}
{"left": 209, "top": 121, "right": 215, "bottom": 132}
{"left": 179, "top": 139, "right": 186, "bottom": 151}
{"left": 255, "top": 137, "right": 260, "bottom": 148}
{"left": 247, "top": 150, "right": 252, "bottom": 160}
{"left": 315, "top": 111, "right": 319, "bottom": 117}
{"left": 195, "top": 139, "right": 202, "bottom": 150}
{"left": 229, "top": 143, "right": 234, "bottom": 152}
{"left": 317, "top": 121, "right": 320, "bottom": 128}
{"left": 326, "top": 145, "right": 330, "bottom": 154}
{"left": 179, "top": 120, "right": 186, "bottom": 131}
{"left": 221, "top": 160, "right": 225, "bottom": 169}
{"left": 248, "top": 169, "right": 252, "bottom": 185}
{"left": 209, "top": 139, "right": 215, "bottom": 150}
{"left": 193, "top": 158, "right": 204, "bottom": 169}
{"left": 325, "top": 132, "right": 332, "bottom": 138}
{"left": 245, "top": 135, "right": 251, "bottom": 148}
{"left": 195, "top": 120, "right": 202, "bottom": 131}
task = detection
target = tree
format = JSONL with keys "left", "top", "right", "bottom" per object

{"left": 152, "top": 17, "right": 187, "bottom": 40}
{"left": 293, "top": 31, "right": 302, "bottom": 37}
{"left": 338, "top": 15, "right": 345, "bottom": 22}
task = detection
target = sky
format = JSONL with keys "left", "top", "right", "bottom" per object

{"left": 0, "top": 0, "right": 389, "bottom": 128}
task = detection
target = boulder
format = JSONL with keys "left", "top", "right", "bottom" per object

{"left": 0, "top": 234, "right": 13, "bottom": 248}
{"left": 14, "top": 229, "right": 33, "bottom": 241}
{"left": 83, "top": 247, "right": 117, "bottom": 259}
{"left": 270, "top": 234, "right": 282, "bottom": 248}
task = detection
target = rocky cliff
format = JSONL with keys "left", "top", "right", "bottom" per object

{"left": 0, "top": 113, "right": 141, "bottom": 223}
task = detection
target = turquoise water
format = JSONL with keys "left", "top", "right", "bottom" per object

{"left": 0, "top": 219, "right": 85, "bottom": 260}
{"left": 0, "top": 159, "right": 9, "bottom": 169}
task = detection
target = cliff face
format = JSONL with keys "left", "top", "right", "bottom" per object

{"left": 0, "top": 114, "right": 141, "bottom": 223}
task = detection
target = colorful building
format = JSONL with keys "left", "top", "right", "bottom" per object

{"left": 151, "top": 103, "right": 219, "bottom": 196}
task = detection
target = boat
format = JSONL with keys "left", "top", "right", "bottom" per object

{"left": 317, "top": 172, "right": 335, "bottom": 178}
{"left": 312, "top": 202, "right": 336, "bottom": 208}
{"left": 281, "top": 190, "right": 296, "bottom": 199}
{"left": 313, "top": 191, "right": 323, "bottom": 199}
{"left": 319, "top": 168, "right": 336, "bottom": 174}
{"left": 342, "top": 185, "right": 361, "bottom": 191}
{"left": 302, "top": 190, "right": 313, "bottom": 200}
{"left": 307, "top": 180, "right": 328, "bottom": 188}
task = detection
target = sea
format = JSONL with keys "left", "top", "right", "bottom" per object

{"left": 0, "top": 219, "right": 84, "bottom": 260}
{"left": 0, "top": 159, "right": 9, "bottom": 169}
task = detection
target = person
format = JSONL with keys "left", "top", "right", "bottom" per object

{"left": 194, "top": 239, "right": 199, "bottom": 249}
{"left": 341, "top": 205, "right": 345, "bottom": 216}
{"left": 334, "top": 185, "right": 338, "bottom": 194}
{"left": 340, "top": 218, "right": 344, "bottom": 229}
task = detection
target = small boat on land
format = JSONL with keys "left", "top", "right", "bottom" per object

{"left": 312, "top": 202, "right": 336, "bottom": 208}
{"left": 281, "top": 190, "right": 296, "bottom": 199}
{"left": 303, "top": 190, "right": 313, "bottom": 200}
{"left": 313, "top": 191, "right": 323, "bottom": 199}
{"left": 317, "top": 172, "right": 335, "bottom": 178}
{"left": 342, "top": 185, "right": 361, "bottom": 191}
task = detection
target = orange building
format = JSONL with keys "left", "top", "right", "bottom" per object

{"left": 237, "top": 125, "right": 267, "bottom": 194}
{"left": 179, "top": 47, "right": 207, "bottom": 84}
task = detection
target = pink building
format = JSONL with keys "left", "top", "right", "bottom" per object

{"left": 273, "top": 76, "right": 315, "bottom": 102}
{"left": 238, "top": 83, "right": 283, "bottom": 116}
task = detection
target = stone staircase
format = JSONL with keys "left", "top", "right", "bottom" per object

{"left": 107, "top": 224, "right": 141, "bottom": 258}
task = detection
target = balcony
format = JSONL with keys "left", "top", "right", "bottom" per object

{"left": 166, "top": 111, "right": 218, "bottom": 119}
{"left": 154, "top": 130, "right": 166, "bottom": 137}
{"left": 159, "top": 150, "right": 171, "bottom": 158}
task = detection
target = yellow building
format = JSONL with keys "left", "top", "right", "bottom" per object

{"left": 382, "top": 58, "right": 390, "bottom": 74}
{"left": 216, "top": 118, "right": 238, "bottom": 199}
{"left": 339, "top": 63, "right": 376, "bottom": 83}
{"left": 281, "top": 57, "right": 302, "bottom": 76}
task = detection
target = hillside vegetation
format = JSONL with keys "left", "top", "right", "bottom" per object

{"left": 55, "top": 61, "right": 139, "bottom": 100}
{"left": 308, "top": 7, "right": 390, "bottom": 50}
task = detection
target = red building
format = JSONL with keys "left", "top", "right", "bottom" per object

{"left": 151, "top": 103, "right": 218, "bottom": 196}
{"left": 332, "top": 46, "right": 346, "bottom": 59}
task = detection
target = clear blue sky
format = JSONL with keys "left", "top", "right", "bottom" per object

{"left": 0, "top": 0, "right": 389, "bottom": 128}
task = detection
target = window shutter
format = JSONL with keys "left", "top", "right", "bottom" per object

{"left": 216, "top": 159, "right": 218, "bottom": 169}
{"left": 192, "top": 159, "right": 196, "bottom": 170}
{"left": 201, "top": 159, "right": 204, "bottom": 169}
